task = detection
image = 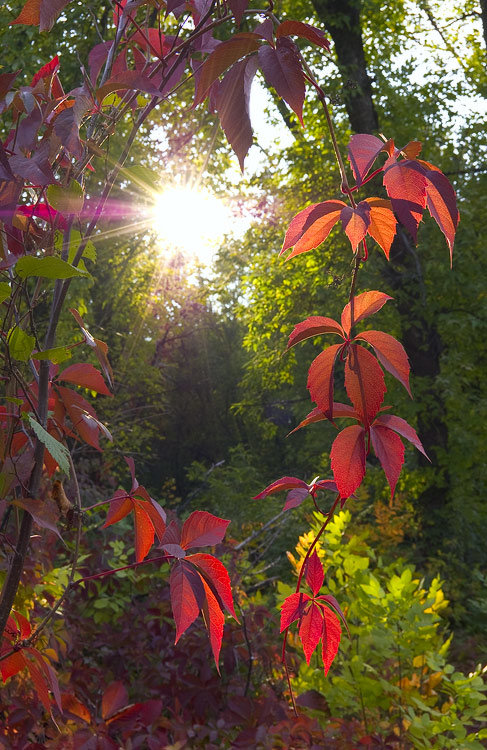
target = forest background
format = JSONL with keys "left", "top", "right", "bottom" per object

{"left": 0, "top": 0, "right": 487, "bottom": 747}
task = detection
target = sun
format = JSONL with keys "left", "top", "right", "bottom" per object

{"left": 149, "top": 186, "right": 234, "bottom": 266}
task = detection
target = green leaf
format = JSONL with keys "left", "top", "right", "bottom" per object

{"left": 47, "top": 180, "right": 84, "bottom": 215}
{"left": 0, "top": 282, "right": 11, "bottom": 304}
{"left": 32, "top": 346, "right": 72, "bottom": 364}
{"left": 28, "top": 415, "right": 70, "bottom": 475}
{"left": 7, "top": 327, "right": 35, "bottom": 361}
{"left": 123, "top": 165, "right": 160, "bottom": 192}
{"left": 15, "top": 256, "right": 90, "bottom": 280}
{"left": 54, "top": 230, "right": 96, "bottom": 273}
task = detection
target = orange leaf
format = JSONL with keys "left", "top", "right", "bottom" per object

{"left": 341, "top": 291, "right": 393, "bottom": 337}
{"left": 10, "top": 0, "right": 40, "bottom": 26}
{"left": 340, "top": 202, "right": 371, "bottom": 251}
{"left": 200, "top": 577, "right": 225, "bottom": 672}
{"left": 281, "top": 201, "right": 345, "bottom": 259}
{"left": 345, "top": 344, "right": 386, "bottom": 423}
{"left": 355, "top": 330, "right": 411, "bottom": 396}
{"left": 287, "top": 316, "right": 345, "bottom": 349}
{"left": 307, "top": 344, "right": 343, "bottom": 419}
{"left": 364, "top": 197, "right": 397, "bottom": 259}
{"left": 330, "top": 424, "right": 366, "bottom": 498}
{"left": 133, "top": 500, "right": 155, "bottom": 563}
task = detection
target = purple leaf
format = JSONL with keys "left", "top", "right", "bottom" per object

{"left": 216, "top": 55, "right": 258, "bottom": 171}
{"left": 258, "top": 38, "right": 305, "bottom": 125}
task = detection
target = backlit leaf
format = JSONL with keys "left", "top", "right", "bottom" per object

{"left": 97, "top": 71, "right": 164, "bottom": 103}
{"left": 341, "top": 291, "right": 393, "bottom": 337}
{"left": 364, "top": 197, "right": 397, "bottom": 259}
{"left": 370, "top": 424, "right": 405, "bottom": 498}
{"left": 374, "top": 414, "right": 429, "bottom": 459}
{"left": 133, "top": 501, "right": 155, "bottom": 562}
{"left": 194, "top": 33, "right": 260, "bottom": 105}
{"left": 180, "top": 511, "right": 230, "bottom": 550}
{"left": 46, "top": 181, "right": 84, "bottom": 216}
{"left": 27, "top": 415, "right": 70, "bottom": 475}
{"left": 32, "top": 346, "right": 72, "bottom": 364}
{"left": 102, "top": 681, "right": 128, "bottom": 720}
{"left": 280, "top": 592, "right": 310, "bottom": 631}
{"left": 16, "top": 256, "right": 89, "bottom": 280}
{"left": 330, "top": 425, "right": 366, "bottom": 498}
{"left": 102, "top": 491, "right": 132, "bottom": 528}
{"left": 188, "top": 553, "right": 237, "bottom": 619}
{"left": 12, "top": 498, "right": 62, "bottom": 539}
{"left": 421, "top": 166, "right": 459, "bottom": 265}
{"left": 253, "top": 476, "right": 308, "bottom": 499}
{"left": 200, "top": 577, "right": 225, "bottom": 671}
{"left": 345, "top": 344, "right": 386, "bottom": 422}
{"left": 287, "top": 316, "right": 345, "bottom": 349}
{"left": 258, "top": 37, "right": 305, "bottom": 124}
{"left": 57, "top": 363, "right": 112, "bottom": 396}
{"left": 289, "top": 403, "right": 359, "bottom": 434}
{"left": 307, "top": 344, "right": 343, "bottom": 419}
{"left": 316, "top": 595, "right": 350, "bottom": 637}
{"left": 7, "top": 327, "right": 35, "bottom": 362}
{"left": 321, "top": 606, "right": 341, "bottom": 676}
{"left": 383, "top": 158, "right": 427, "bottom": 241}
{"left": 0, "top": 650, "right": 26, "bottom": 681}
{"left": 216, "top": 55, "right": 258, "bottom": 170}
{"left": 170, "top": 560, "right": 206, "bottom": 642}
{"left": 299, "top": 602, "right": 323, "bottom": 664}
{"left": 347, "top": 134, "right": 389, "bottom": 185}
{"left": 275, "top": 20, "right": 330, "bottom": 51}
{"left": 340, "top": 202, "right": 371, "bottom": 251}
{"left": 356, "top": 330, "right": 411, "bottom": 396}
{"left": 281, "top": 201, "right": 345, "bottom": 259}
{"left": 306, "top": 550, "right": 324, "bottom": 597}
{"left": 283, "top": 488, "right": 310, "bottom": 511}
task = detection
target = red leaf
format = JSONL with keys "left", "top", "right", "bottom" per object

{"left": 69, "top": 309, "right": 113, "bottom": 387}
{"left": 0, "top": 650, "right": 26, "bottom": 681}
{"left": 187, "top": 553, "right": 237, "bottom": 619}
{"left": 200, "top": 577, "right": 225, "bottom": 671}
{"left": 216, "top": 55, "right": 258, "bottom": 171}
{"left": 253, "top": 476, "right": 309, "bottom": 500}
{"left": 356, "top": 330, "right": 411, "bottom": 396}
{"left": 102, "top": 681, "right": 129, "bottom": 720}
{"left": 26, "top": 658, "right": 51, "bottom": 713}
{"left": 12, "top": 498, "right": 62, "bottom": 540}
{"left": 316, "top": 595, "right": 350, "bottom": 637}
{"left": 275, "top": 20, "right": 330, "bottom": 52}
{"left": 299, "top": 602, "right": 323, "bottom": 664}
{"left": 13, "top": 611, "right": 31, "bottom": 640}
{"left": 194, "top": 33, "right": 260, "bottom": 105}
{"left": 280, "top": 592, "right": 311, "bottom": 631}
{"left": 345, "top": 344, "right": 386, "bottom": 422}
{"left": 281, "top": 200, "right": 345, "bottom": 259}
{"left": 134, "top": 495, "right": 166, "bottom": 542}
{"left": 341, "top": 291, "right": 393, "bottom": 337}
{"left": 321, "top": 606, "right": 341, "bottom": 676}
{"left": 0, "top": 71, "right": 20, "bottom": 100}
{"left": 313, "top": 479, "right": 339, "bottom": 494}
{"left": 57, "top": 363, "right": 112, "bottom": 396}
{"left": 374, "top": 414, "right": 429, "bottom": 460}
{"left": 383, "top": 158, "right": 427, "bottom": 241}
{"left": 97, "top": 71, "right": 169, "bottom": 103}
{"left": 306, "top": 550, "right": 324, "bottom": 597}
{"left": 370, "top": 424, "right": 405, "bottom": 498}
{"left": 228, "top": 0, "right": 249, "bottom": 26}
{"left": 258, "top": 37, "right": 305, "bottom": 124}
{"left": 287, "top": 316, "right": 345, "bottom": 349}
{"left": 39, "top": 0, "right": 72, "bottom": 32}
{"left": 170, "top": 560, "right": 205, "bottom": 643}
{"left": 347, "top": 134, "right": 389, "bottom": 185}
{"left": 340, "top": 202, "right": 371, "bottom": 251}
{"left": 56, "top": 385, "right": 100, "bottom": 449}
{"left": 180, "top": 511, "right": 230, "bottom": 550}
{"left": 364, "top": 197, "right": 397, "bottom": 259}
{"left": 330, "top": 425, "right": 366, "bottom": 498}
{"left": 133, "top": 500, "right": 155, "bottom": 562}
{"left": 289, "top": 403, "right": 360, "bottom": 434}
{"left": 421, "top": 166, "right": 459, "bottom": 265}
{"left": 31, "top": 55, "right": 60, "bottom": 87}
{"left": 26, "top": 647, "right": 62, "bottom": 713}
{"left": 307, "top": 344, "right": 343, "bottom": 419}
{"left": 61, "top": 693, "right": 91, "bottom": 723}
{"left": 283, "top": 488, "right": 311, "bottom": 511}
{"left": 103, "top": 491, "right": 132, "bottom": 528}
{"left": 401, "top": 140, "right": 422, "bottom": 159}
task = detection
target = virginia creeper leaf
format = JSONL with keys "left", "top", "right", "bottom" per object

{"left": 15, "top": 256, "right": 89, "bottom": 280}
{"left": 356, "top": 330, "right": 411, "bottom": 396}
{"left": 306, "top": 550, "right": 324, "bottom": 597}
{"left": 287, "top": 316, "right": 345, "bottom": 349}
{"left": 133, "top": 501, "right": 155, "bottom": 562}
{"left": 200, "top": 577, "right": 225, "bottom": 671}
{"left": 341, "top": 291, "right": 393, "bottom": 337}
{"left": 56, "top": 385, "right": 101, "bottom": 449}
{"left": 383, "top": 158, "right": 427, "bottom": 241}
{"left": 299, "top": 602, "right": 323, "bottom": 664}
{"left": 57, "top": 363, "right": 112, "bottom": 396}
{"left": 253, "top": 476, "right": 309, "bottom": 499}
{"left": 12, "top": 498, "right": 62, "bottom": 539}
{"left": 370, "top": 424, "right": 405, "bottom": 498}
{"left": 280, "top": 592, "right": 310, "bottom": 631}
{"left": 345, "top": 344, "right": 386, "bottom": 423}
{"left": 340, "top": 202, "right": 371, "bottom": 251}
{"left": 363, "top": 197, "right": 397, "bottom": 259}
{"left": 307, "top": 344, "right": 342, "bottom": 419}
{"left": 316, "top": 595, "right": 350, "bottom": 637}
{"left": 347, "top": 134, "right": 389, "bottom": 185}
{"left": 289, "top": 403, "right": 360, "bottom": 434}
{"left": 275, "top": 20, "right": 330, "bottom": 51}
{"left": 281, "top": 201, "right": 345, "bottom": 259}
{"left": 374, "top": 414, "right": 429, "bottom": 459}
{"left": 194, "top": 33, "right": 260, "bottom": 105}
{"left": 102, "top": 681, "right": 129, "bottom": 720}
{"left": 102, "top": 491, "right": 132, "bottom": 528}
{"left": 216, "top": 55, "right": 258, "bottom": 170}
{"left": 321, "top": 606, "right": 341, "bottom": 676}
{"left": 180, "top": 511, "right": 230, "bottom": 550}
{"left": 188, "top": 553, "right": 237, "bottom": 619}
{"left": 330, "top": 424, "right": 366, "bottom": 498}
{"left": 283, "top": 488, "right": 310, "bottom": 511}
{"left": 258, "top": 37, "right": 305, "bottom": 124}
{"left": 421, "top": 167, "right": 459, "bottom": 265}
{"left": 170, "top": 560, "right": 206, "bottom": 642}
{"left": 0, "top": 649, "right": 26, "bottom": 681}
{"left": 96, "top": 71, "right": 164, "bottom": 103}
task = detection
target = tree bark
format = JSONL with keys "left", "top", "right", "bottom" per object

{"left": 311, "top": 0, "right": 379, "bottom": 133}
{"left": 479, "top": 0, "right": 487, "bottom": 53}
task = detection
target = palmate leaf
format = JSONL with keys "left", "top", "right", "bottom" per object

{"left": 258, "top": 37, "right": 305, "bottom": 125}
{"left": 341, "top": 291, "right": 392, "bottom": 337}
{"left": 194, "top": 33, "right": 260, "bottom": 105}
{"left": 344, "top": 344, "right": 386, "bottom": 423}
{"left": 330, "top": 424, "right": 366, "bottom": 498}
{"left": 370, "top": 424, "right": 405, "bottom": 498}
{"left": 356, "top": 330, "right": 411, "bottom": 396}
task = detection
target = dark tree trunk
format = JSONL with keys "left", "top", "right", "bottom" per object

{"left": 311, "top": 0, "right": 379, "bottom": 133}
{"left": 312, "top": 0, "right": 451, "bottom": 559}
{"left": 479, "top": 0, "right": 487, "bottom": 52}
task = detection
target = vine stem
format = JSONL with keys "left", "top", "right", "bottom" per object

{"left": 281, "top": 494, "right": 340, "bottom": 714}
